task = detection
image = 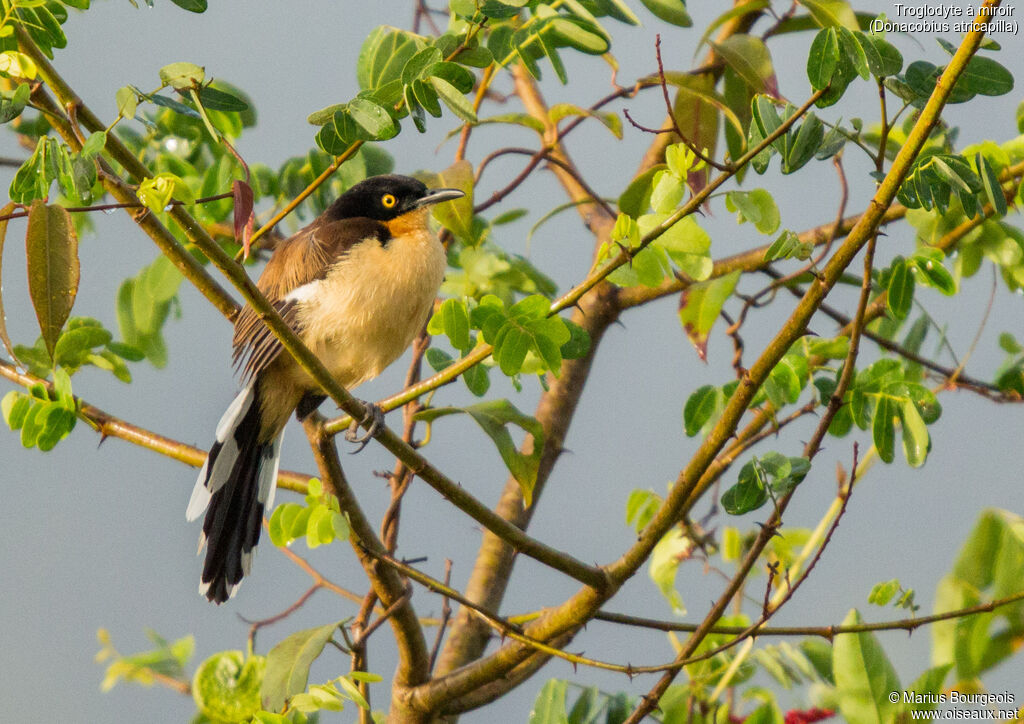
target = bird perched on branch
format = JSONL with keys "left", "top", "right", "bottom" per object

{"left": 186, "top": 174, "right": 463, "bottom": 603}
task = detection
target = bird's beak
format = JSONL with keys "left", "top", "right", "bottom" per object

{"left": 415, "top": 188, "right": 465, "bottom": 208}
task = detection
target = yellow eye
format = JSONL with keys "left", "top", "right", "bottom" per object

{"left": 381, "top": 193, "right": 397, "bottom": 209}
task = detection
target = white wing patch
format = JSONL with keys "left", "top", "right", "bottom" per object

{"left": 186, "top": 384, "right": 256, "bottom": 522}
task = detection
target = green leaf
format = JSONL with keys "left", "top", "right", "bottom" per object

{"left": 0, "top": 83, "right": 31, "bottom": 124}
{"left": 196, "top": 85, "right": 249, "bottom": 112}
{"left": 648, "top": 169, "right": 684, "bottom": 214}
{"left": 872, "top": 395, "right": 896, "bottom": 464}
{"left": 807, "top": 28, "right": 839, "bottom": 90}
{"left": 477, "top": 294, "right": 570, "bottom": 377}
{"left": 836, "top": 26, "right": 868, "bottom": 80}
{"left": 547, "top": 15, "right": 609, "bottom": 56}
{"left": 549, "top": 103, "right": 621, "bottom": 138}
{"left": 902, "top": 665, "right": 951, "bottom": 717}
{"left": 859, "top": 32, "right": 902, "bottom": 77}
{"left": 956, "top": 54, "right": 1014, "bottom": 98}
{"left": 402, "top": 46, "right": 443, "bottom": 85}
{"left": 2, "top": 390, "right": 28, "bottom": 429}
{"left": 428, "top": 298, "right": 472, "bottom": 352}
{"left": 0, "top": 50, "right": 38, "bottom": 79}
{"left": 726, "top": 189, "right": 779, "bottom": 234}
{"left": 797, "top": 0, "right": 859, "bottom": 30}
{"left": 619, "top": 166, "right": 664, "bottom": 218}
{"left": 560, "top": 319, "right": 590, "bottom": 360}
{"left": 426, "top": 159, "right": 474, "bottom": 242}
{"left": 462, "top": 360, "right": 490, "bottom": 397}
{"left": 413, "top": 78, "right": 442, "bottom": 118}
{"left": 868, "top": 579, "right": 900, "bottom": 606}
{"left": 158, "top": 61, "right": 205, "bottom": 91}
{"left": 429, "top": 76, "right": 478, "bottom": 123}
{"left": 683, "top": 384, "right": 718, "bottom": 437}
{"left": 909, "top": 248, "right": 955, "bottom": 295}
{"left": 899, "top": 399, "right": 928, "bottom": 468}
{"left": 784, "top": 113, "right": 823, "bottom": 174}
{"left": 416, "top": 399, "right": 545, "bottom": 505}
{"left": 428, "top": 60, "right": 475, "bottom": 93}
{"left": 649, "top": 527, "right": 688, "bottom": 613}
{"left": 638, "top": 0, "right": 691, "bottom": 27}
{"left": 638, "top": 213, "right": 712, "bottom": 281}
{"left": 625, "top": 489, "right": 661, "bottom": 533}
{"left": 357, "top": 26, "right": 425, "bottom": 91}
{"left": 26, "top": 201, "right": 80, "bottom": 359}
{"left": 262, "top": 622, "right": 342, "bottom": 713}
{"left": 529, "top": 679, "right": 569, "bottom": 724}
{"left": 696, "top": 0, "right": 770, "bottom": 53}
{"left": 710, "top": 35, "right": 775, "bottom": 94}
{"left": 192, "top": 652, "right": 263, "bottom": 723}
{"left": 347, "top": 97, "right": 398, "bottom": 141}
{"left": 722, "top": 459, "right": 769, "bottom": 515}
{"left": 763, "top": 229, "right": 813, "bottom": 261}
{"left": 678, "top": 271, "right": 740, "bottom": 362}
{"left": 886, "top": 257, "right": 914, "bottom": 320}
{"left": 481, "top": 0, "right": 528, "bottom": 19}
{"left": 169, "top": 0, "right": 207, "bottom": 11}
{"left": 977, "top": 152, "right": 1008, "bottom": 217}
{"left": 833, "top": 609, "right": 901, "bottom": 724}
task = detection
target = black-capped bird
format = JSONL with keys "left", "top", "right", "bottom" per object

{"left": 187, "top": 174, "right": 463, "bottom": 603}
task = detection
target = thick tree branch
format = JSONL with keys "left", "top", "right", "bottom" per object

{"left": 300, "top": 414, "right": 430, "bottom": 711}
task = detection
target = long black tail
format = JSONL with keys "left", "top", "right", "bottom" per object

{"left": 187, "top": 382, "right": 282, "bottom": 603}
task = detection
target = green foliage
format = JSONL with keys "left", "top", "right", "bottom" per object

{"left": 722, "top": 453, "right": 810, "bottom": 515}
{"left": 678, "top": 270, "right": 740, "bottom": 361}
{"left": 820, "top": 357, "right": 940, "bottom": 466}
{"left": 24, "top": 201, "right": 79, "bottom": 358}
{"left": 993, "top": 332, "right": 1024, "bottom": 394}
{"left": 262, "top": 621, "right": 344, "bottom": 712}
{"left": 867, "top": 578, "right": 918, "bottom": 612}
{"left": 192, "top": 651, "right": 265, "bottom": 723}
{"left": 468, "top": 294, "right": 572, "bottom": 377}
{"left": 95, "top": 628, "right": 194, "bottom": 693}
{"left": 416, "top": 399, "right": 545, "bottom": 505}
{"left": 932, "top": 509, "right": 1024, "bottom": 682}
{"left": 600, "top": 204, "right": 713, "bottom": 288}
{"left": 832, "top": 609, "right": 902, "bottom": 723}
{"left": 725, "top": 189, "right": 779, "bottom": 235}
{"left": 625, "top": 488, "right": 662, "bottom": 533}
{"left": 748, "top": 96, "right": 825, "bottom": 174}
{"left": 649, "top": 526, "right": 690, "bottom": 614}
{"left": 15, "top": 316, "right": 139, "bottom": 382}
{"left": 2, "top": 367, "right": 77, "bottom": 450}
{"left": 268, "top": 478, "right": 350, "bottom": 550}
{"left": 763, "top": 229, "right": 813, "bottom": 261}
{"left": 116, "top": 255, "right": 182, "bottom": 368}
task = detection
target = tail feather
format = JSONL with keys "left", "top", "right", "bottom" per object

{"left": 188, "top": 382, "right": 283, "bottom": 603}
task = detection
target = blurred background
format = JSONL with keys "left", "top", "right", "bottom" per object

{"left": 0, "top": 1, "right": 1021, "bottom": 721}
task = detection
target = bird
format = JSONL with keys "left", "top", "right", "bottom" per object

{"left": 186, "top": 174, "right": 464, "bottom": 603}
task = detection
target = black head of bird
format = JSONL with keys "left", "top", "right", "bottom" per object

{"left": 187, "top": 173, "right": 463, "bottom": 603}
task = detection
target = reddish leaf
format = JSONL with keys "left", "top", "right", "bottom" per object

{"left": 678, "top": 271, "right": 740, "bottom": 362}
{"left": 26, "top": 201, "right": 79, "bottom": 358}
{"left": 671, "top": 73, "right": 719, "bottom": 196}
{"left": 0, "top": 201, "right": 19, "bottom": 362}
{"left": 233, "top": 179, "right": 255, "bottom": 258}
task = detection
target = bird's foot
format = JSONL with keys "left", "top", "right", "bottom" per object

{"left": 345, "top": 401, "right": 385, "bottom": 453}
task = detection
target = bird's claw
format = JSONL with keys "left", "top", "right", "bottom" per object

{"left": 345, "top": 402, "right": 385, "bottom": 453}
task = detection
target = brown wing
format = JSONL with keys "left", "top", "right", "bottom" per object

{"left": 231, "top": 216, "right": 389, "bottom": 382}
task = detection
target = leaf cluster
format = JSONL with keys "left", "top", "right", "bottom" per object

{"left": 267, "top": 478, "right": 350, "bottom": 550}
